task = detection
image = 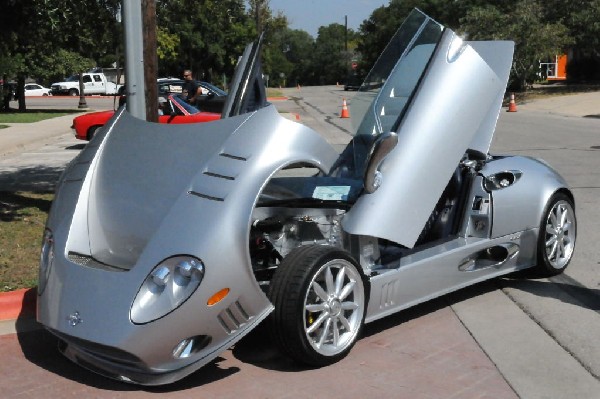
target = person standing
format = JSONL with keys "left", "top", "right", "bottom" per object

{"left": 182, "top": 69, "right": 201, "bottom": 105}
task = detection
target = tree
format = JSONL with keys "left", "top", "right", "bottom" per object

{"left": 156, "top": 0, "right": 253, "bottom": 85}
{"left": 0, "top": 0, "right": 121, "bottom": 111}
{"left": 259, "top": 11, "right": 292, "bottom": 87}
{"left": 274, "top": 29, "right": 315, "bottom": 87}
{"left": 247, "top": 0, "right": 271, "bottom": 34}
{"left": 357, "top": 0, "right": 574, "bottom": 91}
{"left": 461, "top": 1, "right": 572, "bottom": 90}
{"left": 310, "top": 24, "right": 358, "bottom": 85}
{"left": 543, "top": 0, "right": 600, "bottom": 80}
{"left": 157, "top": 27, "right": 180, "bottom": 62}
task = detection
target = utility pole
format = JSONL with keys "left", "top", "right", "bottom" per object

{"left": 142, "top": 0, "right": 158, "bottom": 122}
{"left": 255, "top": 0, "right": 261, "bottom": 33}
{"left": 345, "top": 15, "right": 350, "bottom": 76}
{"left": 254, "top": 0, "right": 269, "bottom": 34}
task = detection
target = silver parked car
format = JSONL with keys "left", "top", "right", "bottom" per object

{"left": 38, "top": 10, "right": 576, "bottom": 385}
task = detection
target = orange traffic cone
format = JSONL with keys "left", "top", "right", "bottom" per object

{"left": 507, "top": 93, "right": 517, "bottom": 112}
{"left": 340, "top": 98, "right": 350, "bottom": 118}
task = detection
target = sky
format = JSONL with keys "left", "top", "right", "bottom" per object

{"left": 268, "top": 0, "right": 387, "bottom": 37}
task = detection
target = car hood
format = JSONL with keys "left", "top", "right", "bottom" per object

{"left": 341, "top": 10, "right": 514, "bottom": 247}
{"left": 75, "top": 110, "right": 115, "bottom": 121}
{"left": 68, "top": 110, "right": 240, "bottom": 268}
{"left": 62, "top": 106, "right": 337, "bottom": 269}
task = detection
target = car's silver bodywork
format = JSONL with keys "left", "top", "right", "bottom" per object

{"left": 37, "top": 10, "right": 574, "bottom": 385}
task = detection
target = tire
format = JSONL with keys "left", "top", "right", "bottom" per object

{"left": 532, "top": 192, "right": 576, "bottom": 276}
{"left": 68, "top": 88, "right": 79, "bottom": 96}
{"left": 87, "top": 125, "right": 100, "bottom": 141}
{"left": 268, "top": 245, "right": 367, "bottom": 366}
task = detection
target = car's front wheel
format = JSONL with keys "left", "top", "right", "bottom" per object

{"left": 87, "top": 125, "right": 101, "bottom": 140}
{"left": 68, "top": 88, "right": 79, "bottom": 96}
{"left": 533, "top": 192, "right": 576, "bottom": 276}
{"left": 268, "top": 245, "right": 367, "bottom": 366}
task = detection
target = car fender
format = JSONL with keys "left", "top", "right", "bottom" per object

{"left": 481, "top": 155, "right": 573, "bottom": 239}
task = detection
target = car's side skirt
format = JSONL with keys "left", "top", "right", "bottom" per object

{"left": 364, "top": 229, "right": 537, "bottom": 324}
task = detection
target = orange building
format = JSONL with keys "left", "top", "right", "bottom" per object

{"left": 540, "top": 54, "right": 567, "bottom": 81}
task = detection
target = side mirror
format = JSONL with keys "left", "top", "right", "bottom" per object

{"left": 363, "top": 132, "right": 398, "bottom": 193}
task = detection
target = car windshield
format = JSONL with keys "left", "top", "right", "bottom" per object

{"left": 65, "top": 75, "right": 80, "bottom": 82}
{"left": 345, "top": 9, "right": 444, "bottom": 177}
{"left": 170, "top": 95, "right": 200, "bottom": 115}
{"left": 200, "top": 82, "right": 227, "bottom": 96}
{"left": 350, "top": 10, "right": 443, "bottom": 137}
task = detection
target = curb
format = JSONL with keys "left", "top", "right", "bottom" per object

{"left": 0, "top": 114, "right": 81, "bottom": 158}
{"left": 0, "top": 287, "right": 36, "bottom": 321}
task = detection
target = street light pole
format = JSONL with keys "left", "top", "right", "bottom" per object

{"left": 78, "top": 74, "right": 87, "bottom": 109}
{"left": 122, "top": 0, "right": 146, "bottom": 120}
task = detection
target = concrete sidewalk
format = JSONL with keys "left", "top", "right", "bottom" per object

{"left": 517, "top": 89, "right": 600, "bottom": 117}
{"left": 0, "top": 114, "right": 81, "bottom": 157}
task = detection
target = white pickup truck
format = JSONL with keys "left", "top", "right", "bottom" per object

{"left": 51, "top": 72, "right": 121, "bottom": 96}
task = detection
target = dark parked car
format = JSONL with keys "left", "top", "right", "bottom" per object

{"left": 118, "top": 80, "right": 227, "bottom": 114}
{"left": 2, "top": 81, "right": 18, "bottom": 101}
{"left": 344, "top": 75, "right": 363, "bottom": 91}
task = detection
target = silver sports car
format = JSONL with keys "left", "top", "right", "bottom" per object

{"left": 37, "top": 9, "right": 576, "bottom": 385}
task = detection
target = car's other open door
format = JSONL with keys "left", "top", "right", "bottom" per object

{"left": 221, "top": 34, "right": 267, "bottom": 118}
{"left": 341, "top": 10, "right": 514, "bottom": 248}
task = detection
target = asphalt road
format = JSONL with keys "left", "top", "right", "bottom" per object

{"left": 1, "top": 87, "right": 599, "bottom": 397}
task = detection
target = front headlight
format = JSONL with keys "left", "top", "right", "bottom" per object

{"left": 130, "top": 256, "right": 205, "bottom": 324}
{"left": 38, "top": 229, "right": 54, "bottom": 295}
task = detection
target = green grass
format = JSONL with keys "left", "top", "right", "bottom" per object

{"left": 266, "top": 87, "right": 284, "bottom": 98}
{"left": 0, "top": 109, "right": 81, "bottom": 123}
{"left": 0, "top": 192, "right": 53, "bottom": 292}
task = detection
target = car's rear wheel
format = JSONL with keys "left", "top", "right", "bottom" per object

{"left": 533, "top": 192, "right": 576, "bottom": 276}
{"left": 268, "top": 245, "right": 366, "bottom": 366}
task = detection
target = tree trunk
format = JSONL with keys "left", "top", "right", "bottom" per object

{"left": 142, "top": 0, "right": 158, "bottom": 122}
{"left": 1, "top": 74, "right": 10, "bottom": 112}
{"left": 17, "top": 76, "right": 26, "bottom": 112}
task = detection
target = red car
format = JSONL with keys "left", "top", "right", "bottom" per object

{"left": 72, "top": 94, "right": 221, "bottom": 141}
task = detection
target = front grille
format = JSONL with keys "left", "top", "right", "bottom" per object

{"left": 52, "top": 329, "right": 145, "bottom": 369}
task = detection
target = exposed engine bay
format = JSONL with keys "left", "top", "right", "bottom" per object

{"left": 250, "top": 206, "right": 347, "bottom": 287}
